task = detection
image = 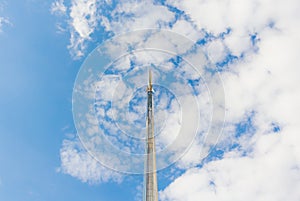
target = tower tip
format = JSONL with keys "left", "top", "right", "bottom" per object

{"left": 148, "top": 68, "right": 153, "bottom": 92}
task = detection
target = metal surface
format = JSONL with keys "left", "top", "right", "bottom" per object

{"left": 144, "top": 69, "right": 158, "bottom": 201}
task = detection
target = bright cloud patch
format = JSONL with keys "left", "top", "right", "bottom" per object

{"left": 160, "top": 126, "right": 300, "bottom": 201}
{"left": 68, "top": 0, "right": 99, "bottom": 57}
{"left": 58, "top": 137, "right": 123, "bottom": 184}
{"left": 50, "top": 0, "right": 67, "bottom": 15}
{"left": 159, "top": 0, "right": 300, "bottom": 200}
{"left": 0, "top": 16, "right": 11, "bottom": 33}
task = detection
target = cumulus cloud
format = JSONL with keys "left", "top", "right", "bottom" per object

{"left": 159, "top": 0, "right": 300, "bottom": 200}
{"left": 51, "top": 0, "right": 103, "bottom": 57}
{"left": 68, "top": 0, "right": 99, "bottom": 58}
{"left": 58, "top": 137, "right": 123, "bottom": 184}
{"left": 52, "top": 0, "right": 179, "bottom": 58}
{"left": 160, "top": 125, "right": 300, "bottom": 201}
{"left": 100, "top": 0, "right": 174, "bottom": 33}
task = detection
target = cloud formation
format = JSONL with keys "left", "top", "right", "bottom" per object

{"left": 50, "top": 0, "right": 67, "bottom": 16}
{"left": 54, "top": 0, "right": 300, "bottom": 199}
{"left": 160, "top": 0, "right": 300, "bottom": 200}
{"left": 0, "top": 16, "right": 11, "bottom": 33}
{"left": 160, "top": 125, "right": 300, "bottom": 201}
{"left": 0, "top": 1, "right": 12, "bottom": 33}
{"left": 58, "top": 137, "right": 122, "bottom": 184}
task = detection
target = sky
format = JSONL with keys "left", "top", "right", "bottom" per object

{"left": 0, "top": 0, "right": 300, "bottom": 201}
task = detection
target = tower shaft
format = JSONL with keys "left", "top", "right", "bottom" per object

{"left": 144, "top": 70, "right": 158, "bottom": 201}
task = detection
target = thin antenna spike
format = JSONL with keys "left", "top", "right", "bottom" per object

{"left": 148, "top": 68, "right": 153, "bottom": 92}
{"left": 149, "top": 69, "right": 152, "bottom": 86}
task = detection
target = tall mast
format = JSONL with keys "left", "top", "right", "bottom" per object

{"left": 144, "top": 69, "right": 158, "bottom": 201}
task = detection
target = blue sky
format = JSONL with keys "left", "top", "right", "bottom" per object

{"left": 0, "top": 1, "right": 127, "bottom": 200}
{"left": 1, "top": 0, "right": 300, "bottom": 201}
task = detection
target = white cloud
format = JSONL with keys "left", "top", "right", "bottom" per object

{"left": 206, "top": 40, "right": 227, "bottom": 64}
{"left": 160, "top": 125, "right": 300, "bottom": 201}
{"left": 50, "top": 0, "right": 67, "bottom": 15}
{"left": 170, "top": 19, "right": 202, "bottom": 42}
{"left": 67, "top": 0, "right": 99, "bottom": 58}
{"left": 58, "top": 137, "right": 123, "bottom": 184}
{"left": 167, "top": 0, "right": 296, "bottom": 56}
{"left": 0, "top": 16, "right": 11, "bottom": 33}
{"left": 159, "top": 0, "right": 300, "bottom": 200}
{"left": 69, "top": 0, "right": 97, "bottom": 39}
{"left": 102, "top": 0, "right": 174, "bottom": 33}
{"left": 0, "top": 2, "right": 12, "bottom": 33}
{"left": 52, "top": 0, "right": 177, "bottom": 58}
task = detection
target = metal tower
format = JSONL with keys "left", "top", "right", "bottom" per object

{"left": 143, "top": 69, "right": 158, "bottom": 201}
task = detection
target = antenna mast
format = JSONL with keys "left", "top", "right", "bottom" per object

{"left": 144, "top": 69, "right": 158, "bottom": 201}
